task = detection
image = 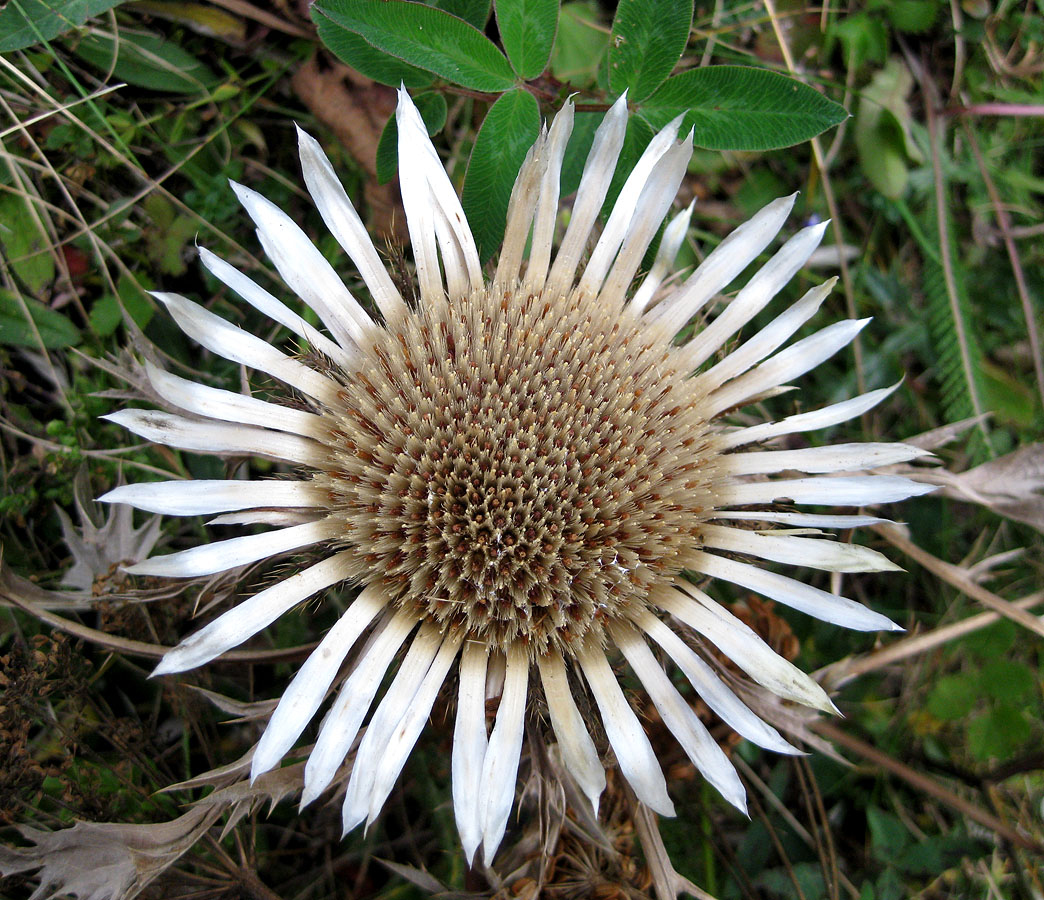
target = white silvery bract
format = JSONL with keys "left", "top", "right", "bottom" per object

{"left": 102, "top": 88, "right": 931, "bottom": 864}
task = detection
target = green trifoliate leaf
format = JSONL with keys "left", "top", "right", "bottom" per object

{"left": 639, "top": 66, "right": 848, "bottom": 151}
{"left": 313, "top": 0, "right": 517, "bottom": 93}
{"left": 496, "top": 0, "right": 559, "bottom": 79}
{"left": 608, "top": 0, "right": 693, "bottom": 101}
{"left": 313, "top": 16, "right": 433, "bottom": 88}
{"left": 435, "top": 0, "right": 492, "bottom": 29}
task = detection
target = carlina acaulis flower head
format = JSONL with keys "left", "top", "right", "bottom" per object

{"left": 101, "top": 88, "right": 933, "bottom": 864}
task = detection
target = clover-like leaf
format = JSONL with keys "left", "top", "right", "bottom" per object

{"left": 435, "top": 0, "right": 492, "bottom": 28}
{"left": 312, "top": 18, "right": 433, "bottom": 88}
{"left": 639, "top": 66, "right": 848, "bottom": 151}
{"left": 496, "top": 0, "right": 559, "bottom": 79}
{"left": 313, "top": 0, "right": 516, "bottom": 93}
{"left": 608, "top": 0, "right": 693, "bottom": 101}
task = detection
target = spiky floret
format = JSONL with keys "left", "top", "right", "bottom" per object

{"left": 101, "top": 88, "right": 932, "bottom": 865}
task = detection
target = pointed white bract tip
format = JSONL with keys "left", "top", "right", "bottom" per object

{"left": 654, "top": 797, "right": 676, "bottom": 818}
{"left": 250, "top": 744, "right": 280, "bottom": 785}
{"left": 342, "top": 806, "right": 366, "bottom": 838}
{"left": 149, "top": 292, "right": 193, "bottom": 320}
{"left": 97, "top": 488, "right": 120, "bottom": 504}
{"left": 809, "top": 219, "right": 831, "bottom": 240}
{"left": 728, "top": 786, "right": 749, "bottom": 817}
{"left": 461, "top": 837, "right": 480, "bottom": 868}
{"left": 296, "top": 124, "right": 326, "bottom": 161}
{"left": 122, "top": 559, "right": 153, "bottom": 576}
{"left": 150, "top": 653, "right": 182, "bottom": 678}
{"left": 585, "top": 791, "right": 602, "bottom": 818}
{"left": 607, "top": 91, "right": 628, "bottom": 116}
{"left": 395, "top": 83, "right": 418, "bottom": 119}
{"left": 801, "top": 681, "right": 838, "bottom": 714}
{"left": 228, "top": 179, "right": 252, "bottom": 203}
{"left": 904, "top": 445, "right": 933, "bottom": 461}
{"left": 666, "top": 110, "right": 686, "bottom": 132}
{"left": 299, "top": 783, "right": 321, "bottom": 810}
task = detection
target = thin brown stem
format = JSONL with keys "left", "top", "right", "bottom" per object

{"left": 963, "top": 121, "right": 1044, "bottom": 408}
{"left": 1, "top": 588, "right": 317, "bottom": 664}
{"left": 817, "top": 590, "right": 1044, "bottom": 689}
{"left": 814, "top": 720, "right": 1044, "bottom": 855}
{"left": 873, "top": 524, "right": 1044, "bottom": 641}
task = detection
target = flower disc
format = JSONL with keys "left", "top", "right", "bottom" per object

{"left": 319, "top": 283, "right": 719, "bottom": 655}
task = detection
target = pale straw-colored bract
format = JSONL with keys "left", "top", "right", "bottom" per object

{"left": 102, "top": 88, "right": 931, "bottom": 864}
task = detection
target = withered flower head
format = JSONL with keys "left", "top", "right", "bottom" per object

{"left": 103, "top": 89, "right": 930, "bottom": 864}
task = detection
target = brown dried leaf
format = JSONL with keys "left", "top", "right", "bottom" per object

{"left": 199, "top": 762, "right": 306, "bottom": 838}
{"left": 905, "top": 414, "right": 990, "bottom": 451}
{"left": 0, "top": 559, "right": 96, "bottom": 612}
{"left": 0, "top": 762, "right": 316, "bottom": 899}
{"left": 924, "top": 443, "right": 1044, "bottom": 532}
{"left": 162, "top": 749, "right": 255, "bottom": 793}
{"left": 0, "top": 806, "right": 217, "bottom": 900}
{"left": 377, "top": 859, "right": 447, "bottom": 894}
{"left": 185, "top": 685, "right": 278, "bottom": 721}
{"left": 726, "top": 676, "right": 846, "bottom": 765}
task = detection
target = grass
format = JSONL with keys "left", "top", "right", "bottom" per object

{"left": 0, "top": 1, "right": 1042, "bottom": 898}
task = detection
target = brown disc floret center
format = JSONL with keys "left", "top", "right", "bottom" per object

{"left": 316, "top": 284, "right": 719, "bottom": 656}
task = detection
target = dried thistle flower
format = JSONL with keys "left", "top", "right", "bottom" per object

{"left": 101, "top": 89, "right": 930, "bottom": 864}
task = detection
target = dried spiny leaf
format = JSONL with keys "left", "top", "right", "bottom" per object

{"left": 0, "top": 807, "right": 216, "bottom": 900}
{"left": 926, "top": 443, "right": 1044, "bottom": 533}
{"left": 58, "top": 471, "right": 163, "bottom": 593}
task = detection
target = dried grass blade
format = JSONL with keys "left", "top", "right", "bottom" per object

{"left": 874, "top": 524, "right": 1044, "bottom": 640}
